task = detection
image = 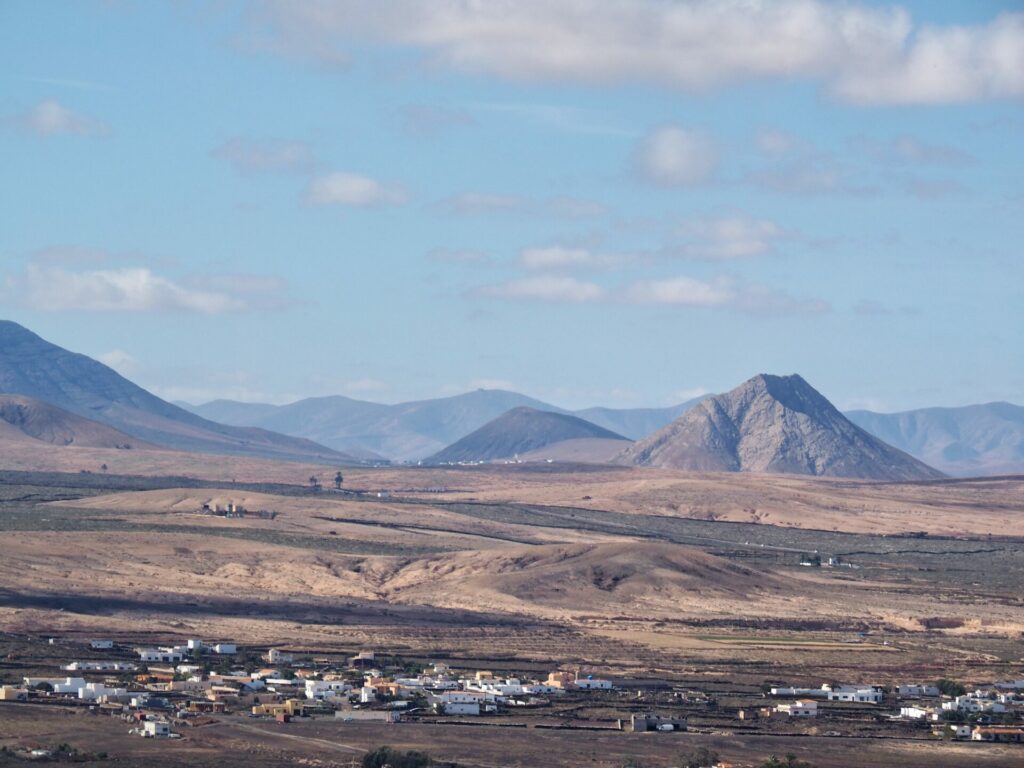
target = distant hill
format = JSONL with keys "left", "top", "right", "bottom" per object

{"left": 846, "top": 402, "right": 1024, "bottom": 477}
{"left": 0, "top": 320, "right": 361, "bottom": 464}
{"left": 574, "top": 401, "right": 701, "bottom": 439}
{"left": 186, "top": 391, "right": 694, "bottom": 461}
{"left": 0, "top": 394, "right": 155, "bottom": 449}
{"left": 426, "top": 407, "right": 628, "bottom": 464}
{"left": 618, "top": 373, "right": 944, "bottom": 481}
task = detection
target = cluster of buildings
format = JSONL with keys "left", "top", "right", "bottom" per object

{"left": 197, "top": 502, "right": 275, "bottom": 519}
{"left": 0, "top": 638, "right": 620, "bottom": 734}
{"left": 761, "top": 677, "right": 1024, "bottom": 743}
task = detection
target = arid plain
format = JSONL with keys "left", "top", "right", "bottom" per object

{"left": 2, "top": 443, "right": 1023, "bottom": 766}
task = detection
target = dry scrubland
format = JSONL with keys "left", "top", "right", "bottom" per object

{"left": 1, "top": 446, "right": 1023, "bottom": 766}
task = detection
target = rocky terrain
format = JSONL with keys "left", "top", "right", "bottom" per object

{"left": 617, "top": 373, "right": 944, "bottom": 481}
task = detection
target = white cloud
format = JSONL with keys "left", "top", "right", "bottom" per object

{"left": 249, "top": 1, "right": 1024, "bottom": 105}
{"left": 519, "top": 245, "right": 636, "bottom": 271}
{"left": 18, "top": 99, "right": 109, "bottom": 137}
{"left": 851, "top": 135, "right": 975, "bottom": 165}
{"left": 15, "top": 265, "right": 250, "bottom": 314}
{"left": 477, "top": 275, "right": 606, "bottom": 303}
{"left": 636, "top": 127, "right": 718, "bottom": 186}
{"left": 672, "top": 387, "right": 711, "bottom": 402}
{"left": 546, "top": 196, "right": 608, "bottom": 218}
{"left": 97, "top": 349, "right": 139, "bottom": 376}
{"left": 624, "top": 276, "right": 734, "bottom": 307}
{"left": 673, "top": 216, "right": 786, "bottom": 260}
{"left": 436, "top": 191, "right": 526, "bottom": 215}
{"left": 624, "top": 276, "right": 828, "bottom": 315}
{"left": 399, "top": 103, "right": 474, "bottom": 136}
{"left": 831, "top": 13, "right": 1024, "bottom": 105}
{"left": 213, "top": 137, "right": 315, "bottom": 174}
{"left": 305, "top": 172, "right": 408, "bottom": 206}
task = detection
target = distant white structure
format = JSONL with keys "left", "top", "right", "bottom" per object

{"left": 187, "top": 639, "right": 204, "bottom": 651}
{"left": 212, "top": 643, "right": 236, "bottom": 655}
{"left": 142, "top": 721, "right": 170, "bottom": 738}
{"left": 137, "top": 648, "right": 183, "bottom": 663}
{"left": 575, "top": 676, "right": 613, "bottom": 690}
{"left": 898, "top": 684, "right": 940, "bottom": 698}
{"left": 776, "top": 700, "right": 818, "bottom": 717}
{"left": 825, "top": 685, "right": 883, "bottom": 703}
{"left": 89, "top": 640, "right": 113, "bottom": 650}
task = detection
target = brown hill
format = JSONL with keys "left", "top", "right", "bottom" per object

{"left": 427, "top": 407, "right": 627, "bottom": 464}
{"left": 0, "top": 394, "right": 155, "bottom": 449}
{"left": 618, "top": 374, "right": 944, "bottom": 481}
{"left": 379, "top": 541, "right": 778, "bottom": 615}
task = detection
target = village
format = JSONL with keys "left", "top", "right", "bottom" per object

{"left": 2, "top": 634, "right": 1023, "bottom": 762}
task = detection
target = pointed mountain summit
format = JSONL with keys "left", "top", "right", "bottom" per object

{"left": 427, "top": 406, "right": 628, "bottom": 464}
{"left": 617, "top": 374, "right": 944, "bottom": 481}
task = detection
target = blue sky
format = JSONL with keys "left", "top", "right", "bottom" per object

{"left": 2, "top": 0, "right": 1022, "bottom": 411}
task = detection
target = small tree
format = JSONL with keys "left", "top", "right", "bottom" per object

{"left": 309, "top": 475, "right": 321, "bottom": 491}
{"left": 334, "top": 471, "right": 344, "bottom": 489}
{"left": 100, "top": 463, "right": 108, "bottom": 472}
{"left": 935, "top": 678, "right": 966, "bottom": 697}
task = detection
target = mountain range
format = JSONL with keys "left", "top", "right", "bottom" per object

{"left": 426, "top": 406, "right": 629, "bottom": 464}
{"left": 617, "top": 374, "right": 944, "bottom": 481}
{"left": 187, "top": 385, "right": 1023, "bottom": 477}
{"left": 187, "top": 391, "right": 698, "bottom": 462}
{"left": 0, "top": 319, "right": 1019, "bottom": 477}
{"left": 0, "top": 321, "right": 359, "bottom": 464}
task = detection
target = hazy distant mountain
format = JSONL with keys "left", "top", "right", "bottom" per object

{"left": 427, "top": 407, "right": 628, "bottom": 464}
{"left": 0, "top": 320, "right": 359, "bottom": 464}
{"left": 846, "top": 403, "right": 1024, "bottom": 477}
{"left": 187, "top": 391, "right": 693, "bottom": 461}
{"left": 618, "top": 373, "right": 944, "bottom": 481}
{"left": 574, "top": 401, "right": 700, "bottom": 439}
{"left": 189, "top": 390, "right": 562, "bottom": 461}
{"left": 0, "top": 394, "right": 155, "bottom": 449}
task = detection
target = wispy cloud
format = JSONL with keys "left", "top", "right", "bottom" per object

{"left": 850, "top": 135, "right": 975, "bottom": 166}
{"left": 475, "top": 275, "right": 606, "bottom": 303}
{"left": 14, "top": 99, "right": 109, "bottom": 137}
{"left": 670, "top": 216, "right": 787, "bottom": 260}
{"left": 305, "top": 172, "right": 408, "bottom": 207}
{"left": 11, "top": 265, "right": 248, "bottom": 314}
{"left": 435, "top": 191, "right": 526, "bottom": 216}
{"left": 399, "top": 104, "right": 474, "bottom": 136}
{"left": 635, "top": 126, "right": 719, "bottom": 186}
{"left": 213, "top": 137, "right": 316, "bottom": 174}
{"left": 474, "top": 272, "right": 827, "bottom": 315}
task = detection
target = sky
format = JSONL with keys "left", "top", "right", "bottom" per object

{"left": 1, "top": 0, "right": 1022, "bottom": 412}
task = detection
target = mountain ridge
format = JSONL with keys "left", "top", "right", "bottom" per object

{"left": 0, "top": 320, "right": 361, "bottom": 464}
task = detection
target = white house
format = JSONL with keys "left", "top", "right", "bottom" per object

{"left": 137, "top": 648, "right": 183, "bottom": 663}
{"left": 305, "top": 680, "right": 352, "bottom": 700}
{"left": 899, "top": 706, "right": 932, "bottom": 720}
{"left": 898, "top": 684, "right": 940, "bottom": 698}
{"left": 776, "top": 700, "right": 818, "bottom": 717}
{"left": 826, "top": 685, "right": 883, "bottom": 703}
{"left": 575, "top": 676, "right": 613, "bottom": 690}
{"left": 186, "top": 639, "right": 204, "bottom": 651}
{"left": 62, "top": 661, "right": 135, "bottom": 672}
{"left": 89, "top": 640, "right": 113, "bottom": 650}
{"left": 142, "top": 721, "right": 170, "bottom": 738}
{"left": 212, "top": 643, "right": 236, "bottom": 655}
{"left": 443, "top": 701, "right": 480, "bottom": 715}
{"left": 359, "top": 686, "right": 377, "bottom": 703}
{"left": 267, "top": 648, "right": 293, "bottom": 664}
